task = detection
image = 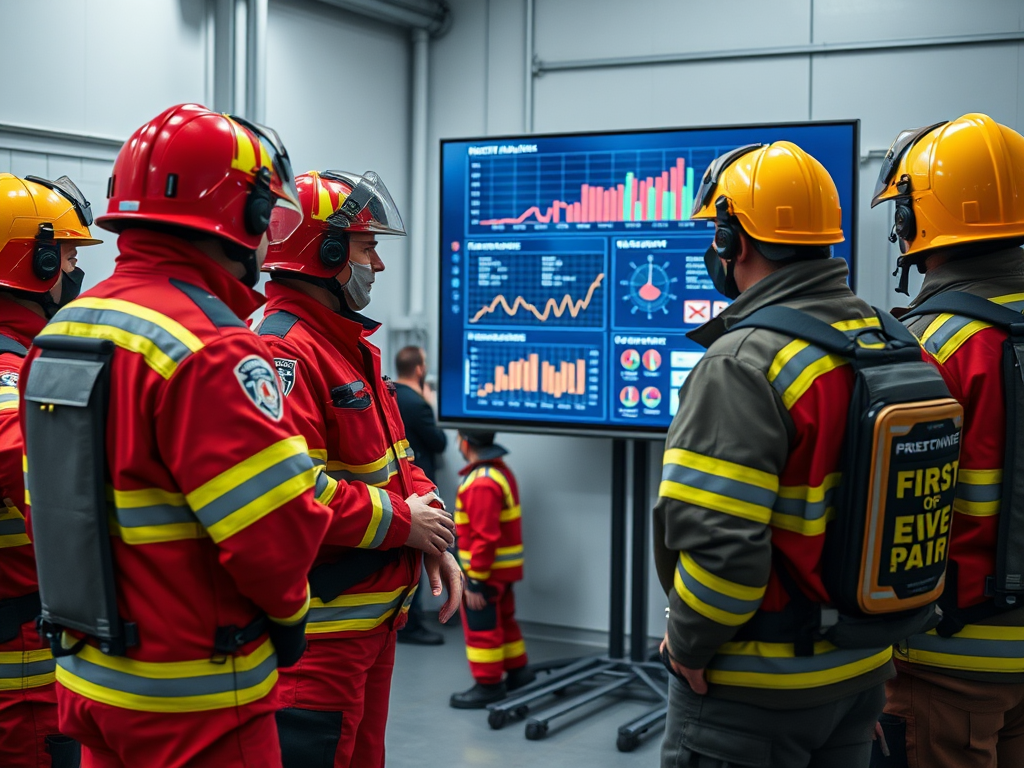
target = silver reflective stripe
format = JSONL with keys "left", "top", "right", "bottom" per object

{"left": 53, "top": 306, "right": 193, "bottom": 367}
{"left": 710, "top": 646, "right": 883, "bottom": 675}
{"left": 0, "top": 393, "right": 18, "bottom": 407}
{"left": 770, "top": 344, "right": 831, "bottom": 399}
{"left": 0, "top": 517, "right": 26, "bottom": 536}
{"left": 194, "top": 453, "right": 314, "bottom": 528}
{"left": 909, "top": 632, "right": 1024, "bottom": 660}
{"left": 367, "top": 492, "right": 394, "bottom": 549}
{"left": 314, "top": 471, "right": 330, "bottom": 498}
{"left": 662, "top": 463, "right": 777, "bottom": 510}
{"left": 56, "top": 652, "right": 277, "bottom": 698}
{"left": 494, "top": 549, "right": 523, "bottom": 565}
{"left": 327, "top": 458, "right": 399, "bottom": 487}
{"left": 114, "top": 504, "right": 194, "bottom": 529}
{"left": 307, "top": 593, "right": 403, "bottom": 625}
{"left": 675, "top": 560, "right": 760, "bottom": 616}
{"left": 0, "top": 657, "right": 55, "bottom": 679}
{"left": 773, "top": 487, "right": 837, "bottom": 521}
{"left": 922, "top": 315, "right": 975, "bottom": 358}
{"left": 956, "top": 483, "right": 1001, "bottom": 503}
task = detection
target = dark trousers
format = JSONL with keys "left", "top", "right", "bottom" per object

{"left": 661, "top": 676, "right": 885, "bottom": 768}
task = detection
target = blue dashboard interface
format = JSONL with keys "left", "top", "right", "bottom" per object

{"left": 438, "top": 121, "right": 858, "bottom": 434}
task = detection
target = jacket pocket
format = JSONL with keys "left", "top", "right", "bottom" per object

{"left": 330, "top": 380, "right": 371, "bottom": 410}
{"left": 681, "top": 719, "right": 772, "bottom": 767}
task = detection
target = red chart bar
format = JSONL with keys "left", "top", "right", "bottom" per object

{"left": 616, "top": 184, "right": 624, "bottom": 222}
{"left": 676, "top": 158, "right": 685, "bottom": 219}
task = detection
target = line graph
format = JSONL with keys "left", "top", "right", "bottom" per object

{"left": 467, "top": 248, "right": 605, "bottom": 328}
{"left": 470, "top": 273, "right": 604, "bottom": 323}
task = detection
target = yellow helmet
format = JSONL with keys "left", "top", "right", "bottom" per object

{"left": 0, "top": 173, "right": 101, "bottom": 293}
{"left": 871, "top": 114, "right": 1024, "bottom": 258}
{"left": 690, "top": 141, "right": 844, "bottom": 249}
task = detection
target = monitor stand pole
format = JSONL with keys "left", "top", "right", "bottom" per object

{"left": 485, "top": 439, "right": 668, "bottom": 752}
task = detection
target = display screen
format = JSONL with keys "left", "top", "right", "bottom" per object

{"left": 438, "top": 121, "right": 859, "bottom": 437}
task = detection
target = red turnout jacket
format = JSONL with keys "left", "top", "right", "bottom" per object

{"left": 455, "top": 459, "right": 523, "bottom": 584}
{"left": 19, "top": 229, "right": 331, "bottom": 714}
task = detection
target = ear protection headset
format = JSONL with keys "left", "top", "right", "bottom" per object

{"left": 320, "top": 231, "right": 349, "bottom": 269}
{"left": 712, "top": 195, "right": 740, "bottom": 261}
{"left": 887, "top": 174, "right": 916, "bottom": 254}
{"left": 244, "top": 166, "right": 274, "bottom": 236}
{"left": 32, "top": 222, "right": 61, "bottom": 282}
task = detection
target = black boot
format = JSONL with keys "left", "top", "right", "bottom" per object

{"left": 505, "top": 666, "right": 536, "bottom": 691}
{"left": 449, "top": 681, "right": 507, "bottom": 709}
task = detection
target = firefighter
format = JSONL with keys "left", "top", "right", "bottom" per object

{"left": 872, "top": 114, "right": 1024, "bottom": 767}
{"left": 19, "top": 104, "right": 333, "bottom": 768}
{"left": 655, "top": 142, "right": 892, "bottom": 767}
{"left": 449, "top": 429, "right": 534, "bottom": 709}
{"left": 0, "top": 173, "right": 101, "bottom": 767}
{"left": 259, "top": 170, "right": 462, "bottom": 768}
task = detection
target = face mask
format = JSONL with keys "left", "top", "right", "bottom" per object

{"left": 59, "top": 267, "right": 86, "bottom": 306}
{"left": 343, "top": 261, "right": 374, "bottom": 311}
{"left": 703, "top": 245, "right": 740, "bottom": 301}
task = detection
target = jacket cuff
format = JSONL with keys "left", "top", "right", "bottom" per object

{"left": 383, "top": 493, "right": 412, "bottom": 549}
{"left": 268, "top": 582, "right": 311, "bottom": 626}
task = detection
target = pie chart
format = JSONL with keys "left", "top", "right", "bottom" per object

{"left": 642, "top": 349, "right": 662, "bottom": 371}
{"left": 641, "top": 387, "right": 662, "bottom": 409}
{"left": 620, "top": 386, "right": 640, "bottom": 408}
{"left": 620, "top": 349, "right": 640, "bottom": 371}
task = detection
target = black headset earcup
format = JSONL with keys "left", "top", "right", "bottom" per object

{"left": 244, "top": 167, "right": 274, "bottom": 236}
{"left": 894, "top": 202, "right": 915, "bottom": 239}
{"left": 320, "top": 235, "right": 348, "bottom": 269}
{"left": 33, "top": 242, "right": 61, "bottom": 282}
{"left": 713, "top": 226, "right": 738, "bottom": 261}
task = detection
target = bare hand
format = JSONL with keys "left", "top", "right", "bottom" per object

{"left": 425, "top": 551, "right": 463, "bottom": 623}
{"left": 661, "top": 633, "right": 707, "bottom": 694}
{"left": 464, "top": 588, "right": 487, "bottom": 611}
{"left": 404, "top": 492, "right": 455, "bottom": 555}
{"left": 423, "top": 381, "right": 437, "bottom": 408}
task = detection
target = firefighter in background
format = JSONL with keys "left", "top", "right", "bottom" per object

{"left": 655, "top": 143, "right": 891, "bottom": 767}
{"left": 873, "top": 114, "right": 1024, "bottom": 766}
{"left": 20, "top": 104, "right": 332, "bottom": 768}
{"left": 449, "top": 429, "right": 534, "bottom": 709}
{"left": 0, "top": 173, "right": 101, "bottom": 767}
{"left": 259, "top": 170, "right": 462, "bottom": 768}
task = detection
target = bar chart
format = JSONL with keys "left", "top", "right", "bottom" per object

{"left": 466, "top": 341, "right": 602, "bottom": 415}
{"left": 468, "top": 146, "right": 725, "bottom": 230}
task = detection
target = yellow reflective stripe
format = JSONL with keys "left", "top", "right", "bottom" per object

{"left": 777, "top": 352, "right": 848, "bottom": 410}
{"left": 315, "top": 469, "right": 339, "bottom": 506}
{"left": 674, "top": 565, "right": 756, "bottom": 626}
{"left": 0, "top": 672, "right": 55, "bottom": 690}
{"left": 659, "top": 482, "right": 773, "bottom": 524}
{"left": 187, "top": 436, "right": 314, "bottom": 542}
{"left": 42, "top": 320, "right": 178, "bottom": 378}
{"left": 771, "top": 473, "right": 841, "bottom": 536}
{"left": 0, "top": 503, "right": 29, "bottom": 548}
{"left": 680, "top": 552, "right": 765, "bottom": 602}
{"left": 327, "top": 443, "right": 402, "bottom": 475}
{"left": 664, "top": 449, "right": 777, "bottom": 491}
{"left": 306, "top": 587, "right": 405, "bottom": 633}
{"left": 503, "top": 640, "right": 526, "bottom": 659}
{"left": 454, "top": 511, "right": 469, "bottom": 525}
{"left": 955, "top": 500, "right": 1000, "bottom": 517}
{"left": 357, "top": 486, "right": 387, "bottom": 548}
{"left": 308, "top": 449, "right": 328, "bottom": 465}
{"left": 832, "top": 317, "right": 882, "bottom": 333}
{"left": 112, "top": 488, "right": 187, "bottom": 508}
{"left": 707, "top": 643, "right": 892, "bottom": 689}
{"left": 959, "top": 468, "right": 1002, "bottom": 485}
{"left": 500, "top": 505, "right": 521, "bottom": 522}
{"left": 270, "top": 584, "right": 310, "bottom": 626}
{"left": 109, "top": 520, "right": 206, "bottom": 544}
{"left": 466, "top": 645, "right": 504, "bottom": 663}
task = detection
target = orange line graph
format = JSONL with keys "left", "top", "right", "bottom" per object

{"left": 470, "top": 273, "right": 605, "bottom": 323}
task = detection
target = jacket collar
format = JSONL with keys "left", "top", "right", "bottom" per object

{"left": 0, "top": 296, "right": 46, "bottom": 347}
{"left": 458, "top": 458, "right": 509, "bottom": 477}
{"left": 910, "top": 247, "right": 1024, "bottom": 308}
{"left": 687, "top": 258, "right": 853, "bottom": 349}
{"left": 112, "top": 229, "right": 265, "bottom": 320}
{"left": 264, "top": 280, "right": 379, "bottom": 350}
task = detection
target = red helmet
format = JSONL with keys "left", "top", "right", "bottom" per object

{"left": 263, "top": 170, "right": 405, "bottom": 278}
{"left": 96, "top": 104, "right": 302, "bottom": 250}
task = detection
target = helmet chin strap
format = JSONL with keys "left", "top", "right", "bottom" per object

{"left": 222, "top": 242, "right": 260, "bottom": 289}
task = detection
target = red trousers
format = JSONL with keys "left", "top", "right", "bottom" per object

{"left": 885, "top": 662, "right": 1024, "bottom": 768}
{"left": 461, "top": 582, "right": 527, "bottom": 684}
{"left": 56, "top": 686, "right": 281, "bottom": 768}
{"left": 0, "top": 693, "right": 60, "bottom": 767}
{"left": 275, "top": 632, "right": 396, "bottom": 768}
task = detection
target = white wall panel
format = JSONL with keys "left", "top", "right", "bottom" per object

{"left": 0, "top": 0, "right": 208, "bottom": 138}
{"left": 813, "top": 0, "right": 1024, "bottom": 44}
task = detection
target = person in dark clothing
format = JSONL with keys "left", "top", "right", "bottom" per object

{"left": 395, "top": 345, "right": 449, "bottom": 645}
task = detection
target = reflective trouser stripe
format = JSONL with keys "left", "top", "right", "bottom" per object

{"left": 503, "top": 640, "right": 526, "bottom": 660}
{"left": 55, "top": 640, "right": 278, "bottom": 712}
{"left": 466, "top": 645, "right": 503, "bottom": 663}
{"left": 900, "top": 625, "right": 1024, "bottom": 673}
{"left": 0, "top": 649, "right": 56, "bottom": 691}
{"left": 706, "top": 641, "right": 892, "bottom": 689}
{"left": 305, "top": 588, "right": 406, "bottom": 634}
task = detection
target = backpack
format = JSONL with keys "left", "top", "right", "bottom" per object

{"left": 903, "top": 291, "right": 1024, "bottom": 634}
{"left": 732, "top": 306, "right": 963, "bottom": 651}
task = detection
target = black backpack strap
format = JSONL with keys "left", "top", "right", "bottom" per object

{"left": 732, "top": 306, "right": 857, "bottom": 355}
{"left": 0, "top": 335, "right": 28, "bottom": 358}
{"left": 903, "top": 291, "right": 1024, "bottom": 330}
{"left": 257, "top": 311, "right": 300, "bottom": 340}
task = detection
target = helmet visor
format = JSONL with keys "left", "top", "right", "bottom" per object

{"left": 227, "top": 114, "right": 301, "bottom": 213}
{"left": 691, "top": 144, "right": 763, "bottom": 218}
{"left": 871, "top": 121, "right": 948, "bottom": 206}
{"left": 26, "top": 175, "right": 94, "bottom": 227}
{"left": 320, "top": 170, "right": 406, "bottom": 236}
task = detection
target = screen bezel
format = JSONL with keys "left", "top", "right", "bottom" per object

{"left": 437, "top": 118, "right": 861, "bottom": 439}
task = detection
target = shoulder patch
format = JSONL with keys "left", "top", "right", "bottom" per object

{"left": 234, "top": 355, "right": 283, "bottom": 421}
{"left": 0, "top": 371, "right": 18, "bottom": 389}
{"left": 274, "top": 358, "right": 297, "bottom": 396}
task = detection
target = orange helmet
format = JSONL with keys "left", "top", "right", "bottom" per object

{"left": 264, "top": 170, "right": 405, "bottom": 278}
{"left": 0, "top": 173, "right": 102, "bottom": 293}
{"left": 97, "top": 104, "right": 302, "bottom": 251}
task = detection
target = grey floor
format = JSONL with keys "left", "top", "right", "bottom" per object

{"left": 385, "top": 618, "right": 664, "bottom": 767}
